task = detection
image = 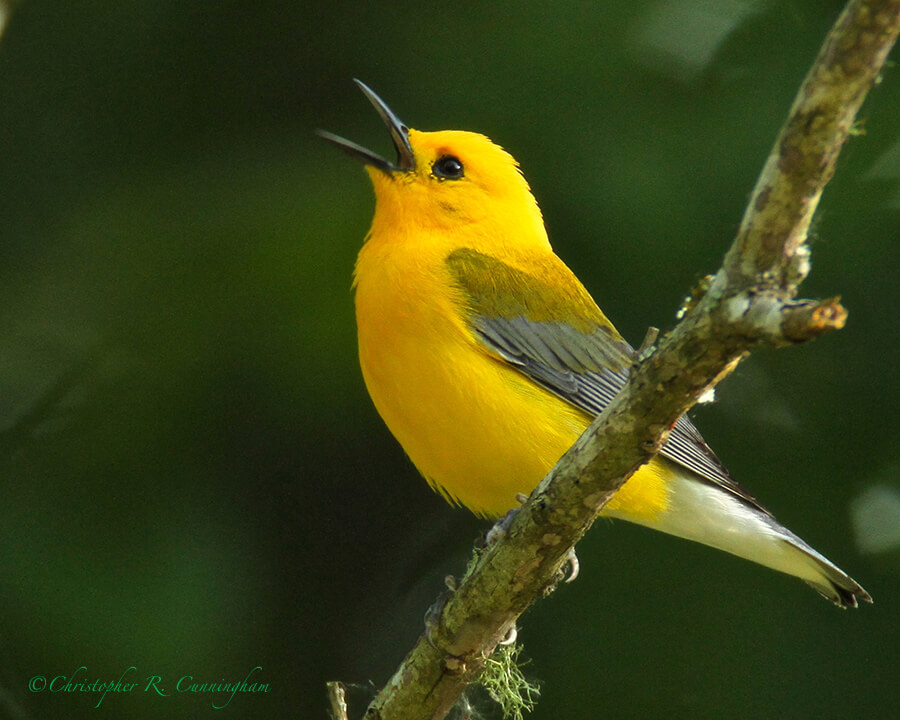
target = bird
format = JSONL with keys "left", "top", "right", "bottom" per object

{"left": 319, "top": 80, "right": 871, "bottom": 608}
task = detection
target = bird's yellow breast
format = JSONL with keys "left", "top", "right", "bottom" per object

{"left": 354, "top": 234, "right": 668, "bottom": 520}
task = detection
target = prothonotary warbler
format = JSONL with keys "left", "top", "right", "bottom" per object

{"left": 319, "top": 80, "right": 871, "bottom": 608}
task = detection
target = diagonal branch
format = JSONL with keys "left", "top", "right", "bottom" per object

{"left": 352, "top": 2, "right": 900, "bottom": 719}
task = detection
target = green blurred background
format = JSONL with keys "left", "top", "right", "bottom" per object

{"left": 0, "top": 1, "right": 898, "bottom": 718}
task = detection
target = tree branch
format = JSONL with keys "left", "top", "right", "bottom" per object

{"left": 353, "top": 1, "right": 900, "bottom": 718}
{"left": 327, "top": 682, "right": 350, "bottom": 720}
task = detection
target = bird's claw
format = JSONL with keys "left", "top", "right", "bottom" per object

{"left": 637, "top": 326, "right": 659, "bottom": 360}
{"left": 486, "top": 494, "right": 528, "bottom": 545}
{"left": 563, "top": 547, "right": 580, "bottom": 583}
{"left": 424, "top": 582, "right": 457, "bottom": 643}
{"left": 498, "top": 623, "right": 518, "bottom": 646}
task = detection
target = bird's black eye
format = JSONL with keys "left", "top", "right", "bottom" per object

{"left": 432, "top": 155, "right": 464, "bottom": 180}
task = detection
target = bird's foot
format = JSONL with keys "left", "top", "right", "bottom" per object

{"left": 637, "top": 326, "right": 659, "bottom": 360}
{"left": 562, "top": 547, "right": 580, "bottom": 583}
{"left": 485, "top": 493, "right": 530, "bottom": 545}
{"left": 424, "top": 575, "right": 458, "bottom": 641}
{"left": 498, "top": 623, "right": 518, "bottom": 646}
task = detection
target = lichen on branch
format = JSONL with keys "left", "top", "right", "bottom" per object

{"left": 344, "top": 3, "right": 900, "bottom": 720}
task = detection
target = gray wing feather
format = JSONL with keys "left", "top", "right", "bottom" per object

{"left": 471, "top": 315, "right": 771, "bottom": 516}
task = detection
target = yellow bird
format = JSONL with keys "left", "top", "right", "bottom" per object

{"left": 320, "top": 80, "right": 871, "bottom": 608}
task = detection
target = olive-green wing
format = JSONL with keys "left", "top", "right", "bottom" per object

{"left": 446, "top": 248, "right": 771, "bottom": 516}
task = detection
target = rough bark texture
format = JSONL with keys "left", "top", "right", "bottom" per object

{"left": 345, "top": 2, "right": 900, "bottom": 719}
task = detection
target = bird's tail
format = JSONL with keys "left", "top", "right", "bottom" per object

{"left": 603, "top": 466, "right": 872, "bottom": 608}
{"left": 779, "top": 526, "right": 872, "bottom": 608}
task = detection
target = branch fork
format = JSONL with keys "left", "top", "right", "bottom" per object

{"left": 334, "top": 2, "right": 900, "bottom": 719}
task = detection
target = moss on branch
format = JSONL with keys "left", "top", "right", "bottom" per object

{"left": 345, "top": 2, "right": 900, "bottom": 719}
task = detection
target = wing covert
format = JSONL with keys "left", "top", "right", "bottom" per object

{"left": 446, "top": 247, "right": 771, "bottom": 516}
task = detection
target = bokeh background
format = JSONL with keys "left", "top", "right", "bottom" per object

{"left": 1, "top": 1, "right": 898, "bottom": 718}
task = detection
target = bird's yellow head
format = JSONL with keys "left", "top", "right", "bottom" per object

{"left": 319, "top": 81, "right": 548, "bottom": 250}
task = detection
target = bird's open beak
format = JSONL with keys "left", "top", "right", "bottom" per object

{"left": 317, "top": 79, "right": 415, "bottom": 174}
